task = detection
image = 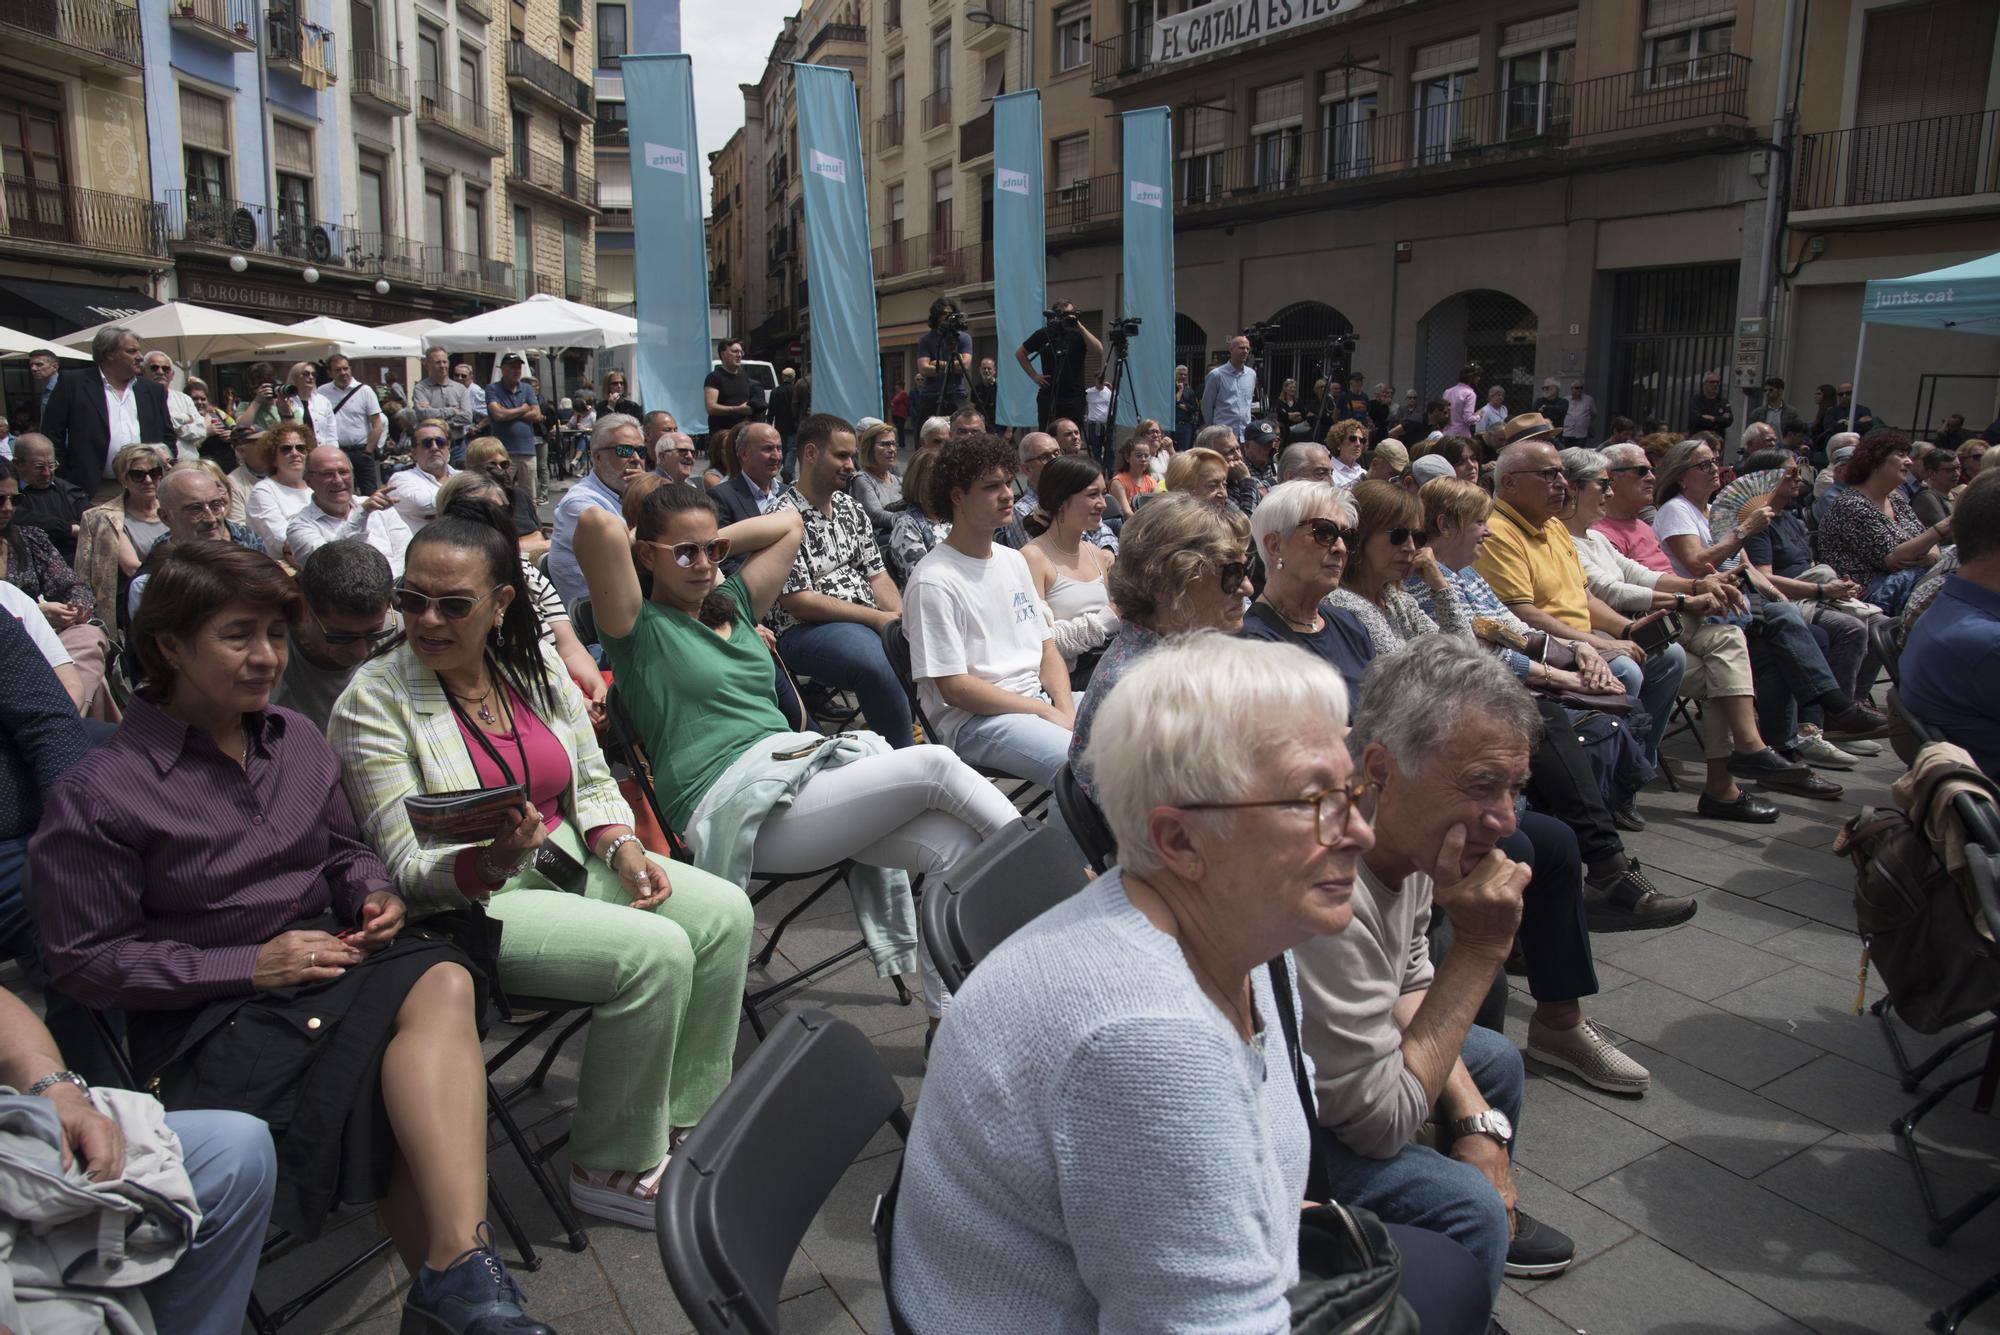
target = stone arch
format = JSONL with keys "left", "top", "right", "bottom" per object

{"left": 1415, "top": 289, "right": 1539, "bottom": 417}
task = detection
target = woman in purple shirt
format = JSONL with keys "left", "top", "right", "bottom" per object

{"left": 28, "top": 541, "right": 558, "bottom": 1335}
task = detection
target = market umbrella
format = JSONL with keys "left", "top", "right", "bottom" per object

{"left": 282, "top": 316, "right": 422, "bottom": 359}
{"left": 0, "top": 322, "right": 86, "bottom": 358}
{"left": 376, "top": 317, "right": 447, "bottom": 344}
{"left": 422, "top": 292, "right": 636, "bottom": 352}
{"left": 57, "top": 301, "right": 323, "bottom": 366}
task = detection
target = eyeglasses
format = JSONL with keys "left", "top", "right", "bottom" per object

{"left": 1689, "top": 459, "right": 1721, "bottom": 473}
{"left": 309, "top": 606, "right": 397, "bottom": 647}
{"left": 1608, "top": 465, "right": 1655, "bottom": 477}
{"left": 654, "top": 537, "right": 731, "bottom": 567}
{"left": 1384, "top": 527, "right": 1422, "bottom": 548}
{"left": 1300, "top": 517, "right": 1354, "bottom": 548}
{"left": 1181, "top": 777, "right": 1376, "bottom": 848}
{"left": 1025, "top": 450, "right": 1060, "bottom": 466}
{"left": 1515, "top": 466, "right": 1566, "bottom": 484}
{"left": 392, "top": 584, "right": 505, "bottom": 620}
{"left": 127, "top": 466, "right": 166, "bottom": 482}
{"left": 275, "top": 443, "right": 309, "bottom": 455}
{"left": 596, "top": 443, "right": 645, "bottom": 460}
{"left": 1215, "top": 559, "right": 1250, "bottom": 592}
{"left": 415, "top": 436, "right": 448, "bottom": 449}
{"left": 0, "top": 493, "right": 15, "bottom": 508}
{"left": 176, "top": 498, "right": 229, "bottom": 519}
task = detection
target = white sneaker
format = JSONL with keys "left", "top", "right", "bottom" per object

{"left": 1793, "top": 732, "right": 1860, "bottom": 769}
{"left": 569, "top": 1154, "right": 671, "bottom": 1230}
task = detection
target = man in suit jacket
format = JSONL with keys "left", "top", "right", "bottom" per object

{"left": 709, "top": 422, "right": 788, "bottom": 527}
{"left": 43, "top": 326, "right": 171, "bottom": 499}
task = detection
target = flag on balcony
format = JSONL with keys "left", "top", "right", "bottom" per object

{"left": 1119, "top": 107, "right": 1176, "bottom": 429}
{"left": 793, "top": 62, "right": 880, "bottom": 425}
{"left": 622, "top": 53, "right": 713, "bottom": 433}
{"left": 993, "top": 90, "right": 1045, "bottom": 431}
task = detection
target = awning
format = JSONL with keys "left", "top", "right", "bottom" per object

{"left": 0, "top": 277, "right": 160, "bottom": 334}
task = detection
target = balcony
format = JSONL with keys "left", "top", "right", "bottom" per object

{"left": 529, "top": 270, "right": 563, "bottom": 298}
{"left": 507, "top": 40, "right": 592, "bottom": 121}
{"left": 168, "top": 0, "right": 256, "bottom": 52}
{"left": 1047, "top": 57, "right": 1752, "bottom": 237}
{"left": 768, "top": 225, "right": 794, "bottom": 271}
{"left": 1793, "top": 108, "right": 2000, "bottom": 224}
{"left": 597, "top": 204, "right": 633, "bottom": 230}
{"left": 167, "top": 190, "right": 347, "bottom": 267}
{"left": 558, "top": 0, "right": 581, "bottom": 28}
{"left": 873, "top": 229, "right": 959, "bottom": 281}
{"left": 455, "top": 0, "right": 489, "bottom": 21}
{"left": 417, "top": 80, "right": 504, "bottom": 154}
{"left": 947, "top": 237, "right": 992, "bottom": 288}
{"left": 266, "top": 6, "right": 336, "bottom": 87}
{"left": 884, "top": 0, "right": 900, "bottom": 31}
{"left": 423, "top": 245, "right": 512, "bottom": 300}
{"left": 959, "top": 107, "right": 993, "bottom": 162}
{"left": 920, "top": 87, "right": 952, "bottom": 134}
{"left": 352, "top": 48, "right": 411, "bottom": 114}
{"left": 804, "top": 21, "right": 866, "bottom": 60}
{"left": 876, "top": 112, "right": 905, "bottom": 152}
{"left": 347, "top": 231, "right": 423, "bottom": 282}
{"left": 0, "top": 174, "right": 163, "bottom": 261}
{"left": 965, "top": 0, "right": 1017, "bottom": 52}
{"left": 578, "top": 282, "right": 606, "bottom": 306}
{"left": 0, "top": 0, "right": 143, "bottom": 71}
{"left": 506, "top": 146, "right": 598, "bottom": 212}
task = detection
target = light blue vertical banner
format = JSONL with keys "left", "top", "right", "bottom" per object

{"left": 622, "top": 53, "right": 712, "bottom": 433}
{"left": 792, "top": 62, "right": 880, "bottom": 424}
{"left": 992, "top": 90, "right": 1045, "bottom": 430}
{"left": 1119, "top": 108, "right": 1176, "bottom": 429}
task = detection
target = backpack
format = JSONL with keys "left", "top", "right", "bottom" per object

{"left": 1837, "top": 804, "right": 2000, "bottom": 1033}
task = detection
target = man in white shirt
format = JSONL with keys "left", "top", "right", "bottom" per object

{"left": 315, "top": 354, "right": 385, "bottom": 493}
{"left": 455, "top": 363, "right": 487, "bottom": 432}
{"left": 0, "top": 580, "right": 84, "bottom": 712}
{"left": 141, "top": 352, "right": 208, "bottom": 462}
{"left": 386, "top": 419, "right": 458, "bottom": 532}
{"left": 1559, "top": 381, "right": 1598, "bottom": 447}
{"left": 287, "top": 445, "right": 411, "bottom": 575}
{"left": 903, "top": 432, "right": 1074, "bottom": 785}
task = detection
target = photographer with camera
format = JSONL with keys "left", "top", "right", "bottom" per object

{"left": 1014, "top": 298, "right": 1101, "bottom": 435}
{"left": 1200, "top": 334, "right": 1258, "bottom": 436}
{"left": 913, "top": 297, "right": 975, "bottom": 424}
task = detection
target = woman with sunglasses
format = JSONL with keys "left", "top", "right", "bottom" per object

{"left": 73, "top": 442, "right": 171, "bottom": 628}
{"left": 1239, "top": 481, "right": 1375, "bottom": 704}
{"left": 330, "top": 499, "right": 753, "bottom": 1230}
{"left": 245, "top": 422, "right": 316, "bottom": 560}
{"left": 574, "top": 485, "right": 1022, "bottom": 1027}
{"left": 464, "top": 435, "right": 550, "bottom": 561}
{"left": 1327, "top": 479, "right": 1467, "bottom": 656}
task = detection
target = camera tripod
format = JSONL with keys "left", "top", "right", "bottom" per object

{"left": 1099, "top": 325, "right": 1143, "bottom": 476}
{"left": 1306, "top": 337, "right": 1358, "bottom": 444}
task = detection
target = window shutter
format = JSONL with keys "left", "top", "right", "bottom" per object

{"left": 1855, "top": 0, "right": 1996, "bottom": 125}
{"left": 1253, "top": 80, "right": 1303, "bottom": 130}
{"left": 273, "top": 121, "right": 314, "bottom": 174}
{"left": 1499, "top": 11, "right": 1576, "bottom": 58}
{"left": 1412, "top": 35, "right": 1479, "bottom": 77}
{"left": 180, "top": 88, "right": 230, "bottom": 153}
{"left": 1642, "top": 0, "right": 1734, "bottom": 37}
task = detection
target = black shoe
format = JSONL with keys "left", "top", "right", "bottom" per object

{"left": 1696, "top": 790, "right": 1781, "bottom": 823}
{"left": 402, "top": 1225, "right": 554, "bottom": 1334}
{"left": 1725, "top": 747, "right": 1809, "bottom": 781}
{"left": 1505, "top": 1210, "right": 1575, "bottom": 1280}
{"left": 1754, "top": 767, "right": 1845, "bottom": 800}
{"left": 1612, "top": 799, "right": 1647, "bottom": 832}
{"left": 1823, "top": 703, "right": 1890, "bottom": 742}
{"left": 1585, "top": 865, "right": 1697, "bottom": 932}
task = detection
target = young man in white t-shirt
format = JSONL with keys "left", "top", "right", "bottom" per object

{"left": 903, "top": 432, "right": 1075, "bottom": 784}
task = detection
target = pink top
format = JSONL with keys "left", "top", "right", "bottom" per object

{"left": 449, "top": 686, "right": 607, "bottom": 892}
{"left": 1592, "top": 514, "right": 1673, "bottom": 575}
{"left": 1444, "top": 382, "right": 1478, "bottom": 437}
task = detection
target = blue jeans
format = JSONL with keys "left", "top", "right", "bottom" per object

{"left": 778, "top": 620, "right": 912, "bottom": 746}
{"left": 950, "top": 705, "right": 1074, "bottom": 786}
{"left": 147, "top": 1110, "right": 277, "bottom": 1335}
{"left": 1866, "top": 567, "right": 1924, "bottom": 619}
{"left": 1608, "top": 642, "right": 1686, "bottom": 765}
{"left": 1319, "top": 1024, "right": 1525, "bottom": 1300}
{"left": 1750, "top": 601, "right": 1839, "bottom": 745}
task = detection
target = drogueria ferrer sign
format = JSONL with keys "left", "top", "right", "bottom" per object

{"left": 1150, "top": 0, "right": 1366, "bottom": 66}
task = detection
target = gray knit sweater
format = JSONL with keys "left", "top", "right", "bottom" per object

{"left": 889, "top": 871, "right": 1311, "bottom": 1333}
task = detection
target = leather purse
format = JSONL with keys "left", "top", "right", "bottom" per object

{"left": 1471, "top": 618, "right": 1632, "bottom": 715}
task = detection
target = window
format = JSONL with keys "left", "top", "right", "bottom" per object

{"left": 1054, "top": 4, "right": 1091, "bottom": 73}
{"left": 595, "top": 3, "right": 625, "bottom": 65}
{"left": 1501, "top": 14, "right": 1574, "bottom": 140}
{"left": 357, "top": 153, "right": 389, "bottom": 236}
{"left": 885, "top": 0, "right": 900, "bottom": 31}
{"left": 417, "top": 24, "right": 442, "bottom": 86}
{"left": 176, "top": 86, "right": 229, "bottom": 200}
{"left": 931, "top": 164, "right": 952, "bottom": 242}
{"left": 272, "top": 120, "right": 315, "bottom": 241}
{"left": 563, "top": 218, "right": 582, "bottom": 299}
{"left": 887, "top": 52, "right": 904, "bottom": 125}
{"left": 561, "top": 136, "right": 579, "bottom": 194}
{"left": 1320, "top": 73, "right": 1375, "bottom": 180}
{"left": 561, "top": 36, "right": 575, "bottom": 72}
{"left": 350, "top": 0, "right": 378, "bottom": 56}
{"left": 1052, "top": 132, "right": 1089, "bottom": 190}
{"left": 425, "top": 174, "right": 449, "bottom": 252}
{"left": 513, "top": 204, "right": 532, "bottom": 294}
{"left": 465, "top": 186, "right": 486, "bottom": 255}
{"left": 1411, "top": 36, "right": 1477, "bottom": 164}
{"left": 1175, "top": 105, "right": 1225, "bottom": 205}
{"left": 458, "top": 46, "right": 482, "bottom": 99}
{"left": 509, "top": 0, "right": 526, "bottom": 43}
{"left": 1121, "top": 0, "right": 1154, "bottom": 71}
{"left": 1251, "top": 80, "right": 1302, "bottom": 189}
{"left": 931, "top": 25, "right": 951, "bottom": 97}
{"left": 1642, "top": 0, "right": 1733, "bottom": 87}
{"left": 511, "top": 107, "right": 531, "bottom": 174}
{"left": 887, "top": 181, "right": 905, "bottom": 245}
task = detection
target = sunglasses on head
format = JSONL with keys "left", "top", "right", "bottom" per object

{"left": 1301, "top": 517, "right": 1354, "bottom": 548}
{"left": 127, "top": 466, "right": 166, "bottom": 482}
{"left": 392, "top": 584, "right": 503, "bottom": 620}
{"left": 656, "top": 537, "right": 731, "bottom": 567}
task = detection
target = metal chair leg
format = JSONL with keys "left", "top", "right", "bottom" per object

{"left": 487, "top": 1079, "right": 589, "bottom": 1253}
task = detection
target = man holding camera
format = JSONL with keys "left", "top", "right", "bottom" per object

{"left": 913, "top": 297, "right": 975, "bottom": 425}
{"left": 1015, "top": 298, "right": 1100, "bottom": 435}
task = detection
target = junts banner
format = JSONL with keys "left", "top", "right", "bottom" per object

{"left": 992, "top": 90, "right": 1045, "bottom": 431}
{"left": 621, "top": 53, "right": 712, "bottom": 434}
{"left": 1119, "top": 107, "right": 1175, "bottom": 429}
{"left": 1149, "top": 0, "right": 1365, "bottom": 67}
{"left": 792, "top": 62, "right": 881, "bottom": 425}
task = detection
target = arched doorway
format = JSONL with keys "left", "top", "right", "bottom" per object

{"left": 1175, "top": 313, "right": 1209, "bottom": 377}
{"left": 1259, "top": 300, "right": 1356, "bottom": 403}
{"left": 1415, "top": 290, "right": 1538, "bottom": 416}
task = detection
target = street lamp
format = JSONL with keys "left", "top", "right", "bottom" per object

{"left": 966, "top": 6, "right": 1027, "bottom": 30}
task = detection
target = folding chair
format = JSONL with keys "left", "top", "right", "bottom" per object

{"left": 878, "top": 618, "right": 1051, "bottom": 818}
{"left": 1655, "top": 697, "right": 1702, "bottom": 792}
{"left": 602, "top": 687, "right": 911, "bottom": 1039}
{"left": 569, "top": 595, "right": 598, "bottom": 648}
{"left": 1870, "top": 616, "right": 1903, "bottom": 689}
{"left": 657, "top": 1008, "right": 909, "bottom": 1335}
{"left": 919, "top": 815, "right": 1091, "bottom": 993}
{"left": 483, "top": 997, "right": 595, "bottom": 1255}
{"left": 1054, "top": 762, "right": 1117, "bottom": 874}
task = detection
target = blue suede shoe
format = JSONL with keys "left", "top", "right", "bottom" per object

{"left": 401, "top": 1225, "right": 555, "bottom": 1335}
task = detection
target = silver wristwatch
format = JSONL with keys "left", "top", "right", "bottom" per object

{"left": 1448, "top": 1108, "right": 1514, "bottom": 1148}
{"left": 26, "top": 1070, "right": 90, "bottom": 1099}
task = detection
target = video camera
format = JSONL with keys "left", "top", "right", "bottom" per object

{"left": 936, "top": 307, "right": 968, "bottom": 338}
{"left": 1243, "top": 320, "right": 1281, "bottom": 353}
{"left": 1107, "top": 315, "right": 1142, "bottom": 349}
{"left": 1042, "top": 306, "right": 1081, "bottom": 332}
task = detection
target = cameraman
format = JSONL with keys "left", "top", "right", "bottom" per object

{"left": 913, "top": 296, "right": 974, "bottom": 422}
{"left": 1015, "top": 298, "right": 1101, "bottom": 433}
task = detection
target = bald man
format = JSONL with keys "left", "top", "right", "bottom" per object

{"left": 287, "top": 445, "right": 411, "bottom": 575}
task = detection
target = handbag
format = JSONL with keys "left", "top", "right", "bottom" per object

{"left": 1471, "top": 617, "right": 1632, "bottom": 716}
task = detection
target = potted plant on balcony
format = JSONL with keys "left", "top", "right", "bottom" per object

{"left": 177, "top": 1, "right": 196, "bottom": 15}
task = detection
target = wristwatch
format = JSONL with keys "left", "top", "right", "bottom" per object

{"left": 26, "top": 1070, "right": 90, "bottom": 1099}
{"left": 1448, "top": 1109, "right": 1514, "bottom": 1149}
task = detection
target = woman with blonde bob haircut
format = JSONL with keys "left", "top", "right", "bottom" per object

{"left": 1163, "top": 444, "right": 1230, "bottom": 506}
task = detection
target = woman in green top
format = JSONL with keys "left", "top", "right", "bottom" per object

{"left": 574, "top": 485, "right": 1022, "bottom": 1020}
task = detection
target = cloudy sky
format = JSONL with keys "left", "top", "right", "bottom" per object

{"left": 683, "top": 6, "right": 792, "bottom": 213}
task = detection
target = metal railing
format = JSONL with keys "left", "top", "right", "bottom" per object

{"left": 597, "top": 204, "right": 633, "bottom": 229}
{"left": 348, "top": 230, "right": 422, "bottom": 277}
{"left": 507, "top": 147, "right": 597, "bottom": 206}
{"left": 948, "top": 238, "right": 992, "bottom": 285}
{"left": 876, "top": 112, "right": 904, "bottom": 151}
{"left": 873, "top": 229, "right": 958, "bottom": 279}
{"left": 266, "top": 5, "right": 335, "bottom": 83}
{"left": 1794, "top": 108, "right": 2000, "bottom": 211}
{"left": 507, "top": 40, "right": 591, "bottom": 117}
{"left": 529, "top": 271, "right": 562, "bottom": 297}
{"left": 805, "top": 22, "right": 866, "bottom": 58}
{"left": 579, "top": 282, "right": 606, "bottom": 305}
{"left": 920, "top": 88, "right": 951, "bottom": 133}
{"left": 0, "top": 174, "right": 163, "bottom": 256}
{"left": 168, "top": 0, "right": 256, "bottom": 44}
{"left": 0, "top": 0, "right": 144, "bottom": 66}
{"left": 166, "top": 189, "right": 344, "bottom": 264}
{"left": 423, "top": 244, "right": 486, "bottom": 291}
{"left": 416, "top": 79, "right": 500, "bottom": 148}
{"left": 352, "top": 48, "right": 410, "bottom": 109}
{"left": 959, "top": 107, "right": 993, "bottom": 160}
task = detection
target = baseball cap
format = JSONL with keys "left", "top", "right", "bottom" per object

{"left": 1371, "top": 440, "right": 1410, "bottom": 474}
{"left": 499, "top": 351, "right": 525, "bottom": 364}
{"left": 1410, "top": 454, "right": 1456, "bottom": 484}
{"left": 1831, "top": 443, "right": 1856, "bottom": 467}
{"left": 1244, "top": 420, "right": 1278, "bottom": 447}
{"left": 856, "top": 416, "right": 885, "bottom": 433}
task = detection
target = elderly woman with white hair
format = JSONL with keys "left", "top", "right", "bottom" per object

{"left": 890, "top": 633, "right": 1492, "bottom": 1335}
{"left": 1239, "top": 480, "right": 1375, "bottom": 702}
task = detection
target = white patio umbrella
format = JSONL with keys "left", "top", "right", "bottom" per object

{"left": 282, "top": 315, "right": 422, "bottom": 359}
{"left": 422, "top": 292, "right": 636, "bottom": 352}
{"left": 58, "top": 301, "right": 323, "bottom": 366}
{"left": 0, "top": 323, "right": 86, "bottom": 358}
{"left": 375, "top": 317, "right": 448, "bottom": 344}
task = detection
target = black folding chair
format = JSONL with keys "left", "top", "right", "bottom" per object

{"left": 602, "top": 687, "right": 911, "bottom": 1039}
{"left": 919, "top": 815, "right": 1090, "bottom": 993}
{"left": 1870, "top": 616, "right": 1904, "bottom": 688}
{"left": 483, "top": 997, "right": 595, "bottom": 1255}
{"left": 878, "top": 618, "right": 1051, "bottom": 817}
{"left": 657, "top": 1008, "right": 909, "bottom": 1335}
{"left": 1054, "top": 762, "right": 1117, "bottom": 874}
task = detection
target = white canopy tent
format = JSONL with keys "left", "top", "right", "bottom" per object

{"left": 0, "top": 323, "right": 86, "bottom": 359}
{"left": 375, "top": 317, "right": 448, "bottom": 344}
{"left": 57, "top": 301, "right": 323, "bottom": 366}
{"left": 281, "top": 316, "right": 423, "bottom": 360}
{"left": 421, "top": 293, "right": 636, "bottom": 352}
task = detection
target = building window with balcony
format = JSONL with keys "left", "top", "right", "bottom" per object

{"left": 885, "top": 0, "right": 901, "bottom": 31}
{"left": 1251, "top": 80, "right": 1302, "bottom": 189}
{"left": 1175, "top": 105, "right": 1225, "bottom": 205}
{"left": 561, "top": 136, "right": 580, "bottom": 194}
{"left": 465, "top": 187, "right": 486, "bottom": 257}
{"left": 357, "top": 153, "right": 390, "bottom": 237}
{"left": 417, "top": 24, "right": 443, "bottom": 88}
{"left": 177, "top": 86, "right": 232, "bottom": 202}
{"left": 425, "top": 173, "right": 450, "bottom": 256}
{"left": 272, "top": 119, "right": 317, "bottom": 248}
{"left": 1501, "top": 13, "right": 1574, "bottom": 139}
{"left": 459, "top": 47, "right": 483, "bottom": 101}
{"left": 513, "top": 204, "right": 532, "bottom": 296}
{"left": 887, "top": 181, "right": 905, "bottom": 245}
{"left": 351, "top": 0, "right": 379, "bottom": 61}
{"left": 931, "top": 24, "right": 952, "bottom": 100}
{"left": 511, "top": 107, "right": 531, "bottom": 174}
{"left": 1642, "top": 0, "right": 1733, "bottom": 88}
{"left": 1411, "top": 35, "right": 1477, "bottom": 165}
{"left": 1054, "top": 4, "right": 1091, "bottom": 73}
{"left": 1121, "top": 0, "right": 1156, "bottom": 74}
{"left": 931, "top": 165, "right": 952, "bottom": 253}
{"left": 595, "top": 3, "right": 625, "bottom": 65}
{"left": 1319, "top": 74, "right": 1374, "bottom": 181}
